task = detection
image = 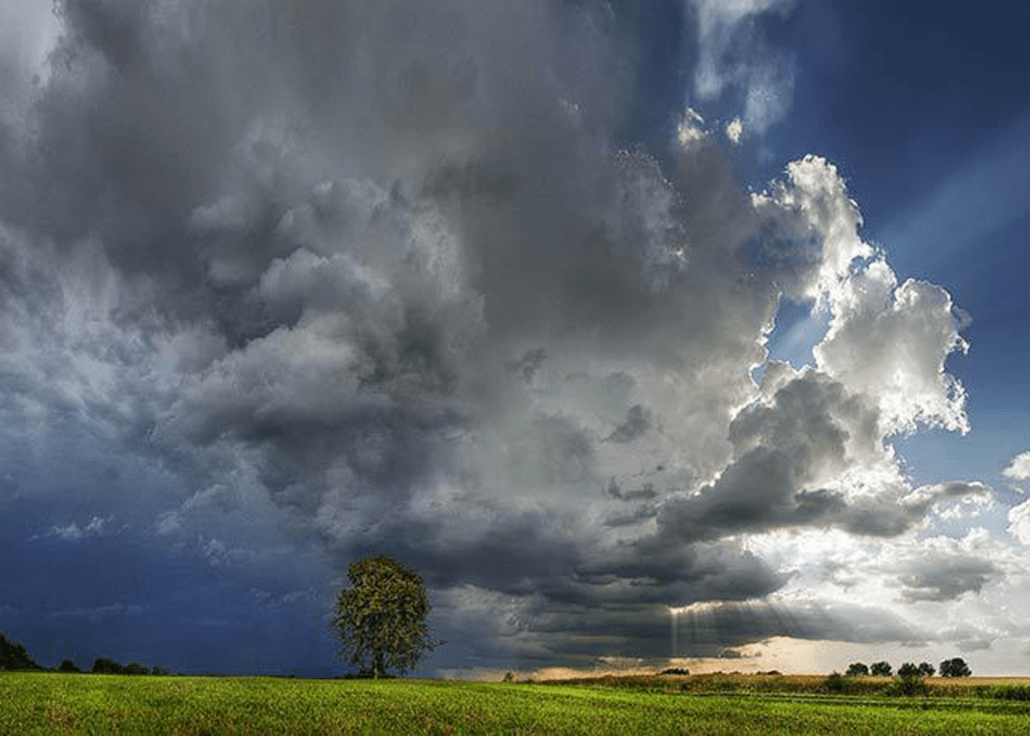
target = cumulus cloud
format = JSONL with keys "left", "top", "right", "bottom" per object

{"left": 1009, "top": 500, "right": 1030, "bottom": 546}
{"left": 725, "top": 117, "right": 744, "bottom": 144}
{"left": 1003, "top": 450, "right": 1030, "bottom": 489}
{"left": 0, "top": 0, "right": 983, "bottom": 670}
{"left": 897, "top": 556, "right": 999, "bottom": 603}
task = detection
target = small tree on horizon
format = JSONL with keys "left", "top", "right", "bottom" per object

{"left": 897, "top": 662, "right": 920, "bottom": 678}
{"left": 940, "top": 657, "right": 971, "bottom": 677}
{"left": 331, "top": 555, "right": 441, "bottom": 679}
{"left": 918, "top": 661, "right": 935, "bottom": 677}
{"left": 870, "top": 661, "right": 892, "bottom": 677}
{"left": 845, "top": 662, "right": 869, "bottom": 676}
{"left": 92, "top": 657, "right": 125, "bottom": 674}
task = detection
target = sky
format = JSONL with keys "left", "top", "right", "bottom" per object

{"left": 0, "top": 0, "right": 1028, "bottom": 679}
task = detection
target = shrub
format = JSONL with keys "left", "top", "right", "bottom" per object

{"left": 987, "top": 684, "right": 1030, "bottom": 701}
{"left": 823, "top": 672, "right": 848, "bottom": 694}
{"left": 886, "top": 674, "right": 928, "bottom": 697}
{"left": 91, "top": 657, "right": 125, "bottom": 674}
{"left": 57, "top": 659, "right": 81, "bottom": 673}
{"left": 502, "top": 671, "right": 515, "bottom": 682}
{"left": 661, "top": 667, "right": 690, "bottom": 675}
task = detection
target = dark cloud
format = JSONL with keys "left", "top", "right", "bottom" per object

{"left": 506, "top": 347, "right": 548, "bottom": 383}
{"left": 898, "top": 556, "right": 999, "bottom": 603}
{"left": 940, "top": 624, "right": 994, "bottom": 653}
{"left": 433, "top": 592, "right": 928, "bottom": 670}
{"left": 606, "top": 404, "right": 653, "bottom": 443}
{"left": 602, "top": 504, "right": 658, "bottom": 527}
{"left": 647, "top": 372, "right": 883, "bottom": 542}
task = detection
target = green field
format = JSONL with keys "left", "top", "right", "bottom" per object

{"left": 2, "top": 672, "right": 1029, "bottom": 735}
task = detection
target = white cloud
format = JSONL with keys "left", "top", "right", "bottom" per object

{"left": 750, "top": 155, "right": 872, "bottom": 304}
{"left": 1003, "top": 450, "right": 1030, "bottom": 488}
{"left": 725, "top": 117, "right": 743, "bottom": 144}
{"left": 1009, "top": 500, "right": 1030, "bottom": 546}
{"left": 689, "top": 0, "right": 796, "bottom": 135}
{"left": 200, "top": 536, "right": 256, "bottom": 568}
{"left": 44, "top": 515, "right": 112, "bottom": 541}
{"left": 814, "top": 266, "right": 970, "bottom": 435}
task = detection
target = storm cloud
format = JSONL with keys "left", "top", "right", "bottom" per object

{"left": 0, "top": 0, "right": 1004, "bottom": 673}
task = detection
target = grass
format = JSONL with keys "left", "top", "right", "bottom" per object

{"left": 542, "top": 671, "right": 1030, "bottom": 695}
{"left": 2, "top": 671, "right": 1029, "bottom": 735}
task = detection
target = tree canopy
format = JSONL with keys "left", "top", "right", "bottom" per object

{"left": 940, "top": 657, "right": 971, "bottom": 677}
{"left": 0, "top": 633, "right": 42, "bottom": 671}
{"left": 845, "top": 662, "right": 869, "bottom": 676}
{"left": 897, "top": 662, "right": 920, "bottom": 678}
{"left": 331, "top": 555, "right": 440, "bottom": 679}
{"left": 870, "top": 661, "right": 892, "bottom": 677}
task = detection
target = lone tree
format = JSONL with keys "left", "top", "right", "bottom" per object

{"left": 870, "top": 661, "right": 892, "bottom": 677}
{"left": 845, "top": 662, "right": 869, "bottom": 676}
{"left": 939, "top": 657, "right": 971, "bottom": 677}
{"left": 331, "top": 555, "right": 440, "bottom": 679}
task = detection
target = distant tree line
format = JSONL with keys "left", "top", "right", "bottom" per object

{"left": 0, "top": 633, "right": 44, "bottom": 671}
{"left": 844, "top": 658, "right": 971, "bottom": 678}
{"left": 1, "top": 633, "right": 169, "bottom": 675}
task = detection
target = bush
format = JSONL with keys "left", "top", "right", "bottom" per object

{"left": 502, "top": 671, "right": 515, "bottom": 682}
{"left": 57, "top": 659, "right": 81, "bottom": 673}
{"left": 987, "top": 685, "right": 1030, "bottom": 701}
{"left": 918, "top": 662, "right": 935, "bottom": 677}
{"left": 823, "top": 672, "right": 848, "bottom": 694}
{"left": 92, "top": 657, "right": 125, "bottom": 674}
{"left": 661, "top": 667, "right": 690, "bottom": 675}
{"left": 123, "top": 662, "right": 150, "bottom": 675}
{"left": 845, "top": 662, "right": 869, "bottom": 676}
{"left": 886, "top": 674, "right": 929, "bottom": 697}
